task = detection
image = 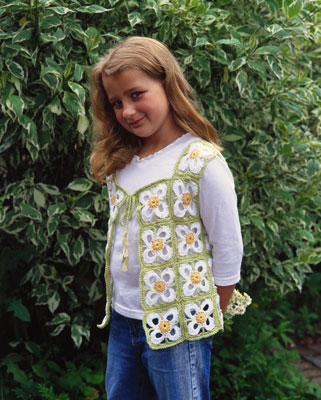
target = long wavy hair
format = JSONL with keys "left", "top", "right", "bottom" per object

{"left": 90, "top": 36, "right": 222, "bottom": 182}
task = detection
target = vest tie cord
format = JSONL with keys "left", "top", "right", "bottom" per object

{"left": 119, "top": 195, "right": 135, "bottom": 272}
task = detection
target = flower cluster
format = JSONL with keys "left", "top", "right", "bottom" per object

{"left": 225, "top": 289, "right": 252, "bottom": 319}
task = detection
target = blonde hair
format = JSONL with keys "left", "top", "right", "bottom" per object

{"left": 90, "top": 36, "right": 222, "bottom": 182}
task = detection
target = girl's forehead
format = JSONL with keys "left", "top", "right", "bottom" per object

{"left": 102, "top": 69, "right": 158, "bottom": 97}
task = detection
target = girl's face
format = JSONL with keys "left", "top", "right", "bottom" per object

{"left": 102, "top": 68, "right": 179, "bottom": 143}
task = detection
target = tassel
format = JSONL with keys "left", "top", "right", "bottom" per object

{"left": 121, "top": 228, "right": 129, "bottom": 272}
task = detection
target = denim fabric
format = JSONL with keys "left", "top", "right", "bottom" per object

{"left": 106, "top": 310, "right": 213, "bottom": 400}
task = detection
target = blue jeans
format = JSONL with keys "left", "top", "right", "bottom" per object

{"left": 106, "top": 310, "right": 213, "bottom": 400}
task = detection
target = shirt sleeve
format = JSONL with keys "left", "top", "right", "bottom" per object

{"left": 200, "top": 156, "right": 243, "bottom": 286}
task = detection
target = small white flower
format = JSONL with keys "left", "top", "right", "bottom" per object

{"left": 176, "top": 222, "right": 203, "bottom": 256}
{"left": 143, "top": 268, "right": 176, "bottom": 306}
{"left": 108, "top": 181, "right": 125, "bottom": 220}
{"left": 179, "top": 142, "right": 214, "bottom": 174}
{"left": 225, "top": 290, "right": 252, "bottom": 319}
{"left": 139, "top": 183, "right": 169, "bottom": 222}
{"left": 142, "top": 226, "right": 173, "bottom": 264}
{"left": 173, "top": 180, "right": 198, "bottom": 217}
{"left": 185, "top": 299, "right": 215, "bottom": 336}
{"left": 179, "top": 261, "right": 209, "bottom": 296}
{"left": 146, "top": 308, "right": 181, "bottom": 345}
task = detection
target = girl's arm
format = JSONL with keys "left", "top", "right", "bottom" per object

{"left": 216, "top": 284, "right": 236, "bottom": 314}
{"left": 200, "top": 156, "right": 243, "bottom": 307}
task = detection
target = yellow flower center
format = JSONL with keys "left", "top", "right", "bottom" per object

{"left": 185, "top": 233, "right": 195, "bottom": 245}
{"left": 189, "top": 149, "right": 201, "bottom": 159}
{"left": 152, "top": 239, "right": 164, "bottom": 252}
{"left": 190, "top": 271, "right": 202, "bottom": 284}
{"left": 148, "top": 195, "right": 160, "bottom": 209}
{"left": 182, "top": 192, "right": 192, "bottom": 206}
{"left": 158, "top": 320, "right": 170, "bottom": 334}
{"left": 111, "top": 194, "right": 116, "bottom": 205}
{"left": 153, "top": 280, "right": 166, "bottom": 293}
{"left": 195, "top": 311, "right": 206, "bottom": 324}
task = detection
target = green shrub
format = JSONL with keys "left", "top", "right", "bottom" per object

{"left": 0, "top": 0, "right": 320, "bottom": 398}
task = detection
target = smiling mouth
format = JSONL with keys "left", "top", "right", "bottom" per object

{"left": 129, "top": 116, "right": 145, "bottom": 126}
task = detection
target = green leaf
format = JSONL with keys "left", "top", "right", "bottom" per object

{"left": 6, "top": 95, "right": 24, "bottom": 117}
{"left": 250, "top": 215, "right": 265, "bottom": 231}
{"left": 48, "top": 96, "right": 62, "bottom": 115}
{"left": 77, "top": 5, "right": 111, "bottom": 13}
{"left": 12, "top": 28, "right": 33, "bottom": 43}
{"left": 57, "top": 232, "right": 71, "bottom": 259}
{"left": 254, "top": 45, "right": 281, "bottom": 55}
{"left": 68, "top": 81, "right": 85, "bottom": 103}
{"left": 73, "top": 235, "right": 85, "bottom": 263}
{"left": 46, "top": 312, "right": 70, "bottom": 326}
{"left": 224, "top": 134, "right": 243, "bottom": 142}
{"left": 217, "top": 38, "right": 243, "bottom": 48}
{"left": 7, "top": 298, "right": 31, "bottom": 322}
{"left": 77, "top": 115, "right": 89, "bottom": 134}
{"left": 6, "top": 60, "right": 24, "bottom": 79}
{"left": 47, "top": 216, "right": 59, "bottom": 236}
{"left": 229, "top": 57, "right": 247, "bottom": 72}
{"left": 195, "top": 37, "right": 210, "bottom": 47}
{"left": 71, "top": 208, "right": 95, "bottom": 225}
{"left": 71, "top": 324, "right": 90, "bottom": 347}
{"left": 283, "top": 0, "right": 303, "bottom": 19}
{"left": 40, "top": 16, "right": 61, "bottom": 30}
{"left": 68, "top": 178, "right": 93, "bottom": 191}
{"left": 50, "top": 6, "right": 73, "bottom": 14}
{"left": 33, "top": 189, "right": 46, "bottom": 208}
{"left": 248, "top": 60, "right": 266, "bottom": 74}
{"left": 48, "top": 292, "right": 60, "bottom": 313}
{"left": 306, "top": 159, "right": 319, "bottom": 179}
{"left": 48, "top": 202, "right": 66, "bottom": 217}
{"left": 20, "top": 203, "right": 42, "bottom": 221}
{"left": 128, "top": 11, "right": 143, "bottom": 27}
{"left": 267, "top": 55, "right": 284, "bottom": 80}
{"left": 63, "top": 92, "right": 81, "bottom": 116}
{"left": 235, "top": 70, "right": 248, "bottom": 96}
{"left": 38, "top": 183, "right": 60, "bottom": 195}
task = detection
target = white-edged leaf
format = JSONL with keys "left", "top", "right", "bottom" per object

{"left": 20, "top": 203, "right": 42, "bottom": 221}
{"left": 6, "top": 95, "right": 24, "bottom": 117}
{"left": 77, "top": 5, "right": 111, "bottom": 13}
{"left": 6, "top": 60, "right": 24, "bottom": 79}
{"left": 128, "top": 11, "right": 143, "bottom": 27}
{"left": 68, "top": 178, "right": 93, "bottom": 191}
{"left": 229, "top": 57, "right": 246, "bottom": 72}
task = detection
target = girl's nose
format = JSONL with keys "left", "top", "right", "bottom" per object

{"left": 122, "top": 102, "right": 135, "bottom": 119}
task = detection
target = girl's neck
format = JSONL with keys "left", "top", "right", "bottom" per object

{"left": 137, "top": 127, "right": 185, "bottom": 159}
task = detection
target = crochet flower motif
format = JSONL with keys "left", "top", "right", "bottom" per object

{"left": 185, "top": 299, "right": 215, "bottom": 336}
{"left": 173, "top": 180, "right": 198, "bottom": 218}
{"left": 175, "top": 222, "right": 203, "bottom": 256}
{"left": 178, "top": 142, "right": 214, "bottom": 174}
{"left": 142, "top": 226, "right": 173, "bottom": 264}
{"left": 179, "top": 261, "right": 210, "bottom": 296}
{"left": 146, "top": 308, "right": 181, "bottom": 345}
{"left": 143, "top": 268, "right": 176, "bottom": 306}
{"left": 108, "top": 181, "right": 125, "bottom": 220}
{"left": 139, "top": 183, "right": 169, "bottom": 222}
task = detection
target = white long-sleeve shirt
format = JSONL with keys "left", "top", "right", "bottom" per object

{"left": 109, "top": 133, "right": 243, "bottom": 319}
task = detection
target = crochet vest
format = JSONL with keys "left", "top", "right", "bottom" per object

{"left": 98, "top": 139, "right": 225, "bottom": 349}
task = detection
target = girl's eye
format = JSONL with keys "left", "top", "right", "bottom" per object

{"left": 132, "top": 91, "right": 142, "bottom": 99}
{"left": 112, "top": 100, "right": 122, "bottom": 109}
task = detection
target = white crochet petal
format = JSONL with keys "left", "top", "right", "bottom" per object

{"left": 201, "top": 298, "right": 214, "bottom": 315}
{"left": 191, "top": 238, "right": 203, "bottom": 253}
{"left": 154, "top": 202, "right": 169, "bottom": 219}
{"left": 164, "top": 325, "right": 181, "bottom": 341}
{"left": 143, "top": 248, "right": 156, "bottom": 264}
{"left": 155, "top": 183, "right": 167, "bottom": 198}
{"left": 175, "top": 224, "right": 188, "bottom": 239}
{"left": 187, "top": 181, "right": 198, "bottom": 196}
{"left": 191, "top": 222, "right": 201, "bottom": 235}
{"left": 160, "top": 268, "right": 175, "bottom": 285}
{"left": 182, "top": 281, "right": 197, "bottom": 297}
{"left": 141, "top": 204, "right": 154, "bottom": 222}
{"left": 146, "top": 312, "right": 161, "bottom": 328}
{"left": 139, "top": 189, "right": 151, "bottom": 205}
{"left": 145, "top": 290, "right": 160, "bottom": 306}
{"left": 187, "top": 320, "right": 202, "bottom": 336}
{"left": 143, "top": 270, "right": 160, "bottom": 288}
{"left": 157, "top": 226, "right": 171, "bottom": 241}
{"left": 178, "top": 241, "right": 189, "bottom": 256}
{"left": 204, "top": 316, "right": 215, "bottom": 331}
{"left": 195, "top": 260, "right": 207, "bottom": 274}
{"left": 178, "top": 155, "right": 189, "bottom": 172}
{"left": 163, "top": 308, "right": 179, "bottom": 324}
{"left": 199, "top": 278, "right": 210, "bottom": 293}
{"left": 188, "top": 201, "right": 197, "bottom": 216}
{"left": 173, "top": 180, "right": 184, "bottom": 196}
{"left": 150, "top": 329, "right": 165, "bottom": 345}
{"left": 142, "top": 230, "right": 154, "bottom": 245}
{"left": 179, "top": 263, "right": 193, "bottom": 280}
{"left": 160, "top": 287, "right": 176, "bottom": 303}
{"left": 185, "top": 303, "right": 200, "bottom": 319}
{"left": 159, "top": 244, "right": 173, "bottom": 261}
{"left": 190, "top": 157, "right": 204, "bottom": 174}
{"left": 174, "top": 200, "right": 186, "bottom": 217}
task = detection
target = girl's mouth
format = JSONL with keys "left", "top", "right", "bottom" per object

{"left": 130, "top": 116, "right": 145, "bottom": 126}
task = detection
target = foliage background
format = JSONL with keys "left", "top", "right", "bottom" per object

{"left": 0, "top": 0, "right": 320, "bottom": 398}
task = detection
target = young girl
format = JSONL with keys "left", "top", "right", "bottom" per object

{"left": 90, "top": 37, "right": 243, "bottom": 400}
